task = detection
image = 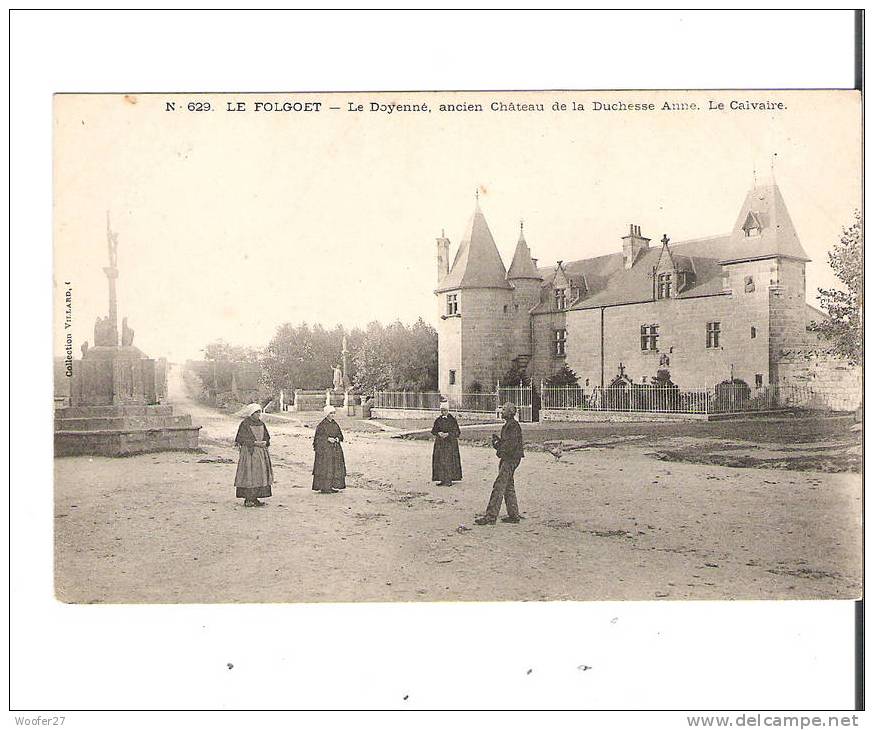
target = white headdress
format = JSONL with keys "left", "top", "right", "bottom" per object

{"left": 323, "top": 405, "right": 336, "bottom": 415}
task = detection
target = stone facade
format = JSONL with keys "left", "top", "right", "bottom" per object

{"left": 561, "top": 287, "right": 770, "bottom": 389}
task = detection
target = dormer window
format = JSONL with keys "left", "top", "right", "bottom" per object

{"left": 554, "top": 288, "right": 567, "bottom": 310}
{"left": 742, "top": 211, "right": 763, "bottom": 238}
{"left": 657, "top": 273, "right": 672, "bottom": 299}
{"left": 446, "top": 293, "right": 458, "bottom": 316}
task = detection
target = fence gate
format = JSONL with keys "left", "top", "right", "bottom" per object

{"left": 498, "top": 384, "right": 533, "bottom": 422}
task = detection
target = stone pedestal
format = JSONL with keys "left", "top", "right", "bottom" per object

{"left": 55, "top": 347, "right": 198, "bottom": 457}
{"left": 54, "top": 405, "right": 201, "bottom": 457}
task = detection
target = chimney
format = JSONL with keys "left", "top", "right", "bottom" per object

{"left": 436, "top": 230, "right": 450, "bottom": 282}
{"left": 622, "top": 224, "right": 650, "bottom": 269}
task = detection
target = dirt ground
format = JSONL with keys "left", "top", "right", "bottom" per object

{"left": 54, "top": 369, "right": 862, "bottom": 603}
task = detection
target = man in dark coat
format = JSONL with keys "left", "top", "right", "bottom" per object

{"left": 431, "top": 403, "right": 462, "bottom": 486}
{"left": 475, "top": 402, "right": 524, "bottom": 525}
{"left": 312, "top": 405, "right": 346, "bottom": 494}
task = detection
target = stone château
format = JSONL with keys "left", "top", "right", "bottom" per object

{"left": 435, "top": 182, "right": 823, "bottom": 395}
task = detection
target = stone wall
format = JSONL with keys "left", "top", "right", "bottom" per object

{"left": 459, "top": 288, "right": 514, "bottom": 389}
{"left": 560, "top": 292, "right": 770, "bottom": 390}
{"left": 371, "top": 407, "right": 500, "bottom": 422}
{"left": 774, "top": 351, "right": 862, "bottom": 412}
{"left": 509, "top": 279, "right": 541, "bottom": 357}
{"left": 541, "top": 408, "right": 708, "bottom": 422}
{"left": 437, "top": 302, "right": 462, "bottom": 396}
{"left": 529, "top": 309, "right": 567, "bottom": 384}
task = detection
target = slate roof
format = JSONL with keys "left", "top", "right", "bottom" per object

{"left": 720, "top": 183, "right": 810, "bottom": 263}
{"left": 507, "top": 229, "right": 541, "bottom": 280}
{"left": 544, "top": 235, "right": 731, "bottom": 311}
{"left": 435, "top": 202, "right": 511, "bottom": 292}
{"left": 437, "top": 183, "right": 808, "bottom": 309}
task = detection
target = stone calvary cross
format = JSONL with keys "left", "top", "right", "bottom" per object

{"left": 94, "top": 211, "right": 121, "bottom": 347}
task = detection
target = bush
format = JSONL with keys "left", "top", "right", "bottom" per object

{"left": 713, "top": 378, "right": 751, "bottom": 413}
{"left": 546, "top": 364, "right": 580, "bottom": 387}
{"left": 500, "top": 361, "right": 531, "bottom": 387}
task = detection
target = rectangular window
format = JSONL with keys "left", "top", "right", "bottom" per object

{"left": 554, "top": 288, "right": 567, "bottom": 310}
{"left": 640, "top": 324, "right": 659, "bottom": 351}
{"left": 706, "top": 321, "right": 721, "bottom": 348}
{"left": 554, "top": 329, "right": 567, "bottom": 356}
{"left": 750, "top": 325, "right": 757, "bottom": 339}
{"left": 744, "top": 275, "right": 755, "bottom": 293}
{"left": 503, "top": 304, "right": 508, "bottom": 314}
{"left": 755, "top": 374, "right": 763, "bottom": 388}
{"left": 447, "top": 293, "right": 458, "bottom": 316}
{"left": 449, "top": 370, "right": 456, "bottom": 385}
{"left": 657, "top": 273, "right": 672, "bottom": 299}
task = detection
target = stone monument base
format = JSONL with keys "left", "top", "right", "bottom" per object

{"left": 54, "top": 404, "right": 201, "bottom": 457}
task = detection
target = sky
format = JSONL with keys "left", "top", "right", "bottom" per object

{"left": 53, "top": 90, "right": 861, "bottom": 363}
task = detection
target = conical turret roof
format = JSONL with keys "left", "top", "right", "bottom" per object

{"left": 435, "top": 202, "right": 511, "bottom": 292}
{"left": 507, "top": 226, "right": 541, "bottom": 280}
{"left": 720, "top": 182, "right": 810, "bottom": 263}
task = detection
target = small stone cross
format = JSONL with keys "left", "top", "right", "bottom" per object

{"left": 661, "top": 234, "right": 670, "bottom": 246}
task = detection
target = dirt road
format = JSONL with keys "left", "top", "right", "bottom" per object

{"left": 54, "top": 366, "right": 862, "bottom": 603}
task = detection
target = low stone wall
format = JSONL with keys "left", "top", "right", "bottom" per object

{"left": 371, "top": 407, "right": 499, "bottom": 422}
{"left": 54, "top": 426, "right": 202, "bottom": 457}
{"left": 776, "top": 352, "right": 862, "bottom": 412}
{"left": 54, "top": 403, "right": 201, "bottom": 456}
{"left": 541, "top": 409, "right": 708, "bottom": 422}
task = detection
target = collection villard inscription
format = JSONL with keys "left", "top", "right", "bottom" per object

{"left": 164, "top": 97, "right": 788, "bottom": 115}
{"left": 63, "top": 281, "right": 73, "bottom": 377}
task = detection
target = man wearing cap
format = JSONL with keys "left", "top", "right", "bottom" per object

{"left": 430, "top": 401, "right": 462, "bottom": 487}
{"left": 475, "top": 402, "right": 524, "bottom": 525}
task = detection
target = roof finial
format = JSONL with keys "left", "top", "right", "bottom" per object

{"left": 441, "top": 228, "right": 445, "bottom": 238}
{"left": 752, "top": 165, "right": 757, "bottom": 187}
{"left": 475, "top": 188, "right": 479, "bottom": 203}
{"left": 520, "top": 218, "right": 524, "bottom": 232}
{"left": 770, "top": 153, "right": 777, "bottom": 182}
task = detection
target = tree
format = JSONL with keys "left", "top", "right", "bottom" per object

{"left": 261, "top": 323, "right": 360, "bottom": 392}
{"left": 808, "top": 210, "right": 863, "bottom": 364}
{"left": 202, "top": 339, "right": 261, "bottom": 363}
{"left": 500, "top": 360, "right": 531, "bottom": 386}
{"left": 352, "top": 319, "right": 438, "bottom": 393}
{"left": 546, "top": 364, "right": 580, "bottom": 387}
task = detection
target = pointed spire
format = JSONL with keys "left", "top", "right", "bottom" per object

{"left": 507, "top": 219, "right": 541, "bottom": 280}
{"left": 436, "top": 199, "right": 511, "bottom": 292}
{"left": 721, "top": 179, "right": 810, "bottom": 264}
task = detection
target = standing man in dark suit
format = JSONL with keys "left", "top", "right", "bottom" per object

{"left": 475, "top": 402, "right": 524, "bottom": 525}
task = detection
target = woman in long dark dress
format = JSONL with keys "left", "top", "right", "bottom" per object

{"left": 431, "top": 403, "right": 462, "bottom": 486}
{"left": 234, "top": 403, "right": 274, "bottom": 507}
{"left": 312, "top": 405, "right": 346, "bottom": 494}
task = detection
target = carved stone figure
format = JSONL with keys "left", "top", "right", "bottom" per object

{"left": 94, "top": 315, "right": 118, "bottom": 347}
{"left": 121, "top": 317, "right": 135, "bottom": 347}
{"left": 332, "top": 365, "right": 343, "bottom": 392}
{"left": 80, "top": 341, "right": 89, "bottom": 358}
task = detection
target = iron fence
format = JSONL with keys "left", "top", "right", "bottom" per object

{"left": 373, "top": 384, "right": 535, "bottom": 421}
{"left": 541, "top": 383, "right": 856, "bottom": 415}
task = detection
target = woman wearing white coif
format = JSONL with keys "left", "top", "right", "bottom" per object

{"left": 233, "top": 403, "right": 274, "bottom": 507}
{"left": 311, "top": 405, "right": 347, "bottom": 494}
